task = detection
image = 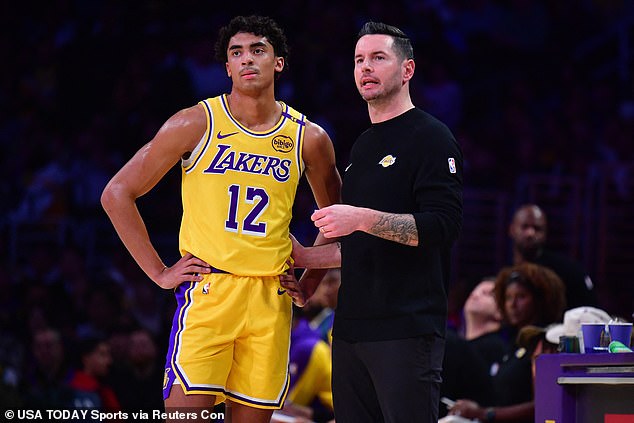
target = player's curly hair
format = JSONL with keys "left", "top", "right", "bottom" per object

{"left": 493, "top": 262, "right": 566, "bottom": 327}
{"left": 214, "top": 15, "right": 289, "bottom": 76}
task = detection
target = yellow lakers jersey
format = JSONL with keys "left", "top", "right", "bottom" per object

{"left": 179, "top": 94, "right": 305, "bottom": 276}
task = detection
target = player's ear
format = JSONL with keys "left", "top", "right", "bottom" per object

{"left": 275, "top": 57, "right": 285, "bottom": 73}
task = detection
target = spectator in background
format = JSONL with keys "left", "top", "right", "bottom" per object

{"left": 464, "top": 277, "right": 502, "bottom": 339}
{"left": 440, "top": 330, "right": 494, "bottom": 419}
{"left": 281, "top": 303, "right": 334, "bottom": 423}
{"left": 306, "top": 268, "right": 341, "bottom": 344}
{"left": 447, "top": 262, "right": 566, "bottom": 423}
{"left": 66, "top": 336, "right": 121, "bottom": 412}
{"left": 109, "top": 328, "right": 164, "bottom": 412}
{"left": 23, "top": 327, "right": 71, "bottom": 408}
{"left": 440, "top": 277, "right": 504, "bottom": 417}
{"left": 274, "top": 268, "right": 340, "bottom": 423}
{"left": 463, "top": 277, "right": 509, "bottom": 374}
{"left": 508, "top": 204, "right": 597, "bottom": 308}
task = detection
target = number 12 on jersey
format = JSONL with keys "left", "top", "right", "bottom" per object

{"left": 225, "top": 184, "right": 269, "bottom": 236}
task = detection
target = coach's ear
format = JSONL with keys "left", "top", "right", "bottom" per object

{"left": 402, "top": 58, "right": 414, "bottom": 83}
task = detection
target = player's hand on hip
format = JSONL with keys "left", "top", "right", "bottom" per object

{"left": 311, "top": 204, "right": 364, "bottom": 238}
{"left": 279, "top": 260, "right": 307, "bottom": 307}
{"left": 156, "top": 252, "right": 211, "bottom": 289}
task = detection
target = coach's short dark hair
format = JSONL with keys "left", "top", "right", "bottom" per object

{"left": 357, "top": 21, "right": 414, "bottom": 61}
{"left": 214, "top": 15, "right": 289, "bottom": 74}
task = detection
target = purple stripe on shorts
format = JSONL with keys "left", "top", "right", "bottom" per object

{"left": 163, "top": 281, "right": 195, "bottom": 400}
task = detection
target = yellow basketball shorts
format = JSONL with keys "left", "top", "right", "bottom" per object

{"left": 162, "top": 272, "right": 292, "bottom": 409}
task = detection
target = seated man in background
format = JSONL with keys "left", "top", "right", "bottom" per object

{"left": 508, "top": 204, "right": 597, "bottom": 309}
{"left": 463, "top": 277, "right": 509, "bottom": 375}
{"left": 440, "top": 277, "right": 504, "bottom": 417}
{"left": 445, "top": 262, "right": 566, "bottom": 423}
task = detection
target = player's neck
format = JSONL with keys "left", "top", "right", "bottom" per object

{"left": 226, "top": 90, "right": 281, "bottom": 131}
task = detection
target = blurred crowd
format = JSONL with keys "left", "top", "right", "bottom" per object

{"left": 1, "top": 0, "right": 634, "bottom": 416}
{"left": 3, "top": 1, "right": 634, "bottom": 226}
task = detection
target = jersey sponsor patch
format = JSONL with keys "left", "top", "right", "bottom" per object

{"left": 448, "top": 157, "right": 456, "bottom": 173}
{"left": 378, "top": 155, "right": 396, "bottom": 168}
{"left": 272, "top": 135, "right": 294, "bottom": 153}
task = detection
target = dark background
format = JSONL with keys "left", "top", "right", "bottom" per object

{"left": 1, "top": 0, "right": 633, "bottom": 408}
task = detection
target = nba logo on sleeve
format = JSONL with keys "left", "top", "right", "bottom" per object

{"left": 448, "top": 157, "right": 456, "bottom": 174}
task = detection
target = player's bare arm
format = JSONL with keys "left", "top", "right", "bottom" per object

{"left": 312, "top": 204, "right": 419, "bottom": 247}
{"left": 287, "top": 234, "right": 341, "bottom": 269}
{"left": 283, "top": 120, "right": 342, "bottom": 305}
{"left": 101, "top": 104, "right": 212, "bottom": 289}
{"left": 282, "top": 235, "right": 341, "bottom": 306}
{"left": 302, "top": 120, "right": 342, "bottom": 209}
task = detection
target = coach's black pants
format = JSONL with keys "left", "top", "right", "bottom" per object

{"left": 332, "top": 334, "right": 445, "bottom": 423}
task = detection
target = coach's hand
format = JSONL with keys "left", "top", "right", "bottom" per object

{"left": 312, "top": 204, "right": 367, "bottom": 238}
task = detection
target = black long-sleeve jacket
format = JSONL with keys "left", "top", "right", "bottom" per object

{"left": 333, "top": 108, "right": 463, "bottom": 342}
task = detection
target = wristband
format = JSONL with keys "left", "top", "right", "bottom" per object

{"left": 484, "top": 407, "right": 495, "bottom": 422}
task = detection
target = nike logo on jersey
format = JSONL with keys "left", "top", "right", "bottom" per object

{"left": 204, "top": 144, "right": 292, "bottom": 182}
{"left": 277, "top": 288, "right": 287, "bottom": 295}
{"left": 217, "top": 131, "right": 238, "bottom": 139}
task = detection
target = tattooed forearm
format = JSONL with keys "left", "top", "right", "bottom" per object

{"left": 368, "top": 212, "right": 419, "bottom": 246}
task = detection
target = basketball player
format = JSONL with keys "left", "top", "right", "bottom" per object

{"left": 101, "top": 15, "right": 341, "bottom": 423}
